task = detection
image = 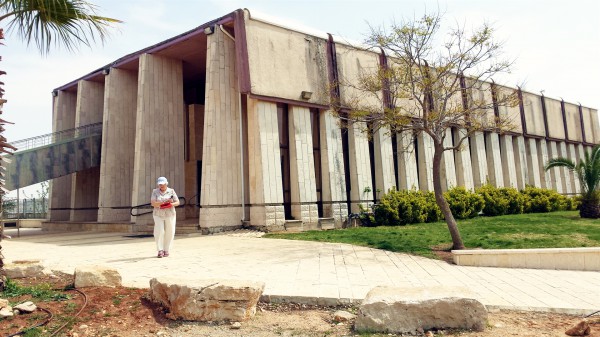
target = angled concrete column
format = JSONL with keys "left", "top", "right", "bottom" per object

{"left": 546, "top": 141, "right": 563, "bottom": 192}
{"left": 500, "top": 135, "right": 518, "bottom": 188}
{"left": 441, "top": 129, "right": 457, "bottom": 191}
{"left": 469, "top": 132, "right": 488, "bottom": 188}
{"left": 525, "top": 138, "right": 541, "bottom": 187}
{"left": 485, "top": 132, "right": 504, "bottom": 187}
{"left": 199, "top": 28, "right": 244, "bottom": 232}
{"left": 416, "top": 132, "right": 434, "bottom": 191}
{"left": 536, "top": 139, "right": 551, "bottom": 189}
{"left": 453, "top": 129, "right": 474, "bottom": 190}
{"left": 247, "top": 99, "right": 285, "bottom": 231}
{"left": 348, "top": 121, "right": 373, "bottom": 212}
{"left": 49, "top": 91, "right": 77, "bottom": 221}
{"left": 184, "top": 104, "right": 204, "bottom": 219}
{"left": 131, "top": 54, "right": 185, "bottom": 228}
{"left": 320, "top": 111, "right": 348, "bottom": 226}
{"left": 567, "top": 143, "right": 581, "bottom": 193}
{"left": 288, "top": 106, "right": 318, "bottom": 227}
{"left": 558, "top": 142, "right": 572, "bottom": 194}
{"left": 70, "top": 80, "right": 104, "bottom": 221}
{"left": 98, "top": 69, "right": 138, "bottom": 222}
{"left": 512, "top": 136, "right": 528, "bottom": 190}
{"left": 373, "top": 126, "right": 396, "bottom": 197}
{"left": 397, "top": 132, "right": 419, "bottom": 190}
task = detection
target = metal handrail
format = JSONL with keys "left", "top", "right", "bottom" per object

{"left": 130, "top": 197, "right": 187, "bottom": 217}
{"left": 9, "top": 122, "right": 103, "bottom": 152}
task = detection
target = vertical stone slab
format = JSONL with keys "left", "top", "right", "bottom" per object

{"left": 184, "top": 104, "right": 204, "bottom": 219}
{"left": 499, "top": 135, "right": 518, "bottom": 188}
{"left": 98, "top": 69, "right": 138, "bottom": 222}
{"left": 199, "top": 28, "right": 243, "bottom": 231}
{"left": 469, "top": 132, "right": 488, "bottom": 188}
{"left": 131, "top": 54, "right": 185, "bottom": 227}
{"left": 558, "top": 142, "right": 572, "bottom": 194}
{"left": 525, "top": 138, "right": 541, "bottom": 187}
{"left": 288, "top": 106, "right": 318, "bottom": 227}
{"left": 546, "top": 141, "right": 563, "bottom": 193}
{"left": 512, "top": 136, "right": 528, "bottom": 190}
{"left": 348, "top": 122, "right": 373, "bottom": 212}
{"left": 416, "top": 132, "right": 434, "bottom": 192}
{"left": 441, "top": 129, "right": 457, "bottom": 191}
{"left": 485, "top": 132, "right": 504, "bottom": 187}
{"left": 319, "top": 111, "right": 347, "bottom": 226}
{"left": 397, "top": 132, "right": 419, "bottom": 190}
{"left": 49, "top": 91, "right": 76, "bottom": 221}
{"left": 453, "top": 129, "right": 474, "bottom": 190}
{"left": 247, "top": 99, "right": 285, "bottom": 231}
{"left": 567, "top": 143, "right": 581, "bottom": 193}
{"left": 373, "top": 126, "right": 396, "bottom": 197}
{"left": 536, "top": 139, "right": 551, "bottom": 189}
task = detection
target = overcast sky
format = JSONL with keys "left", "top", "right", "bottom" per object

{"left": 3, "top": 0, "right": 598, "bottom": 144}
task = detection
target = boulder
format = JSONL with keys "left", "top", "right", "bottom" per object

{"left": 355, "top": 286, "right": 487, "bottom": 334}
{"left": 5, "top": 260, "right": 52, "bottom": 278}
{"left": 148, "top": 277, "right": 265, "bottom": 322}
{"left": 565, "top": 320, "right": 591, "bottom": 336}
{"left": 333, "top": 310, "right": 356, "bottom": 322}
{"left": 74, "top": 265, "right": 122, "bottom": 288}
{"left": 15, "top": 301, "right": 37, "bottom": 313}
{"left": 0, "top": 306, "right": 13, "bottom": 318}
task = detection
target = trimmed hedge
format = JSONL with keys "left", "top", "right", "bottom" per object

{"left": 444, "top": 186, "right": 485, "bottom": 219}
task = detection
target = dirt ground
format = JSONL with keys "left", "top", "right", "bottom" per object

{"left": 1, "top": 272, "right": 599, "bottom": 337}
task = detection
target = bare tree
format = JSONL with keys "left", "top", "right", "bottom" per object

{"left": 333, "top": 13, "right": 519, "bottom": 250}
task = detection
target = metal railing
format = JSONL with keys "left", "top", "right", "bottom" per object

{"left": 9, "top": 122, "right": 103, "bottom": 152}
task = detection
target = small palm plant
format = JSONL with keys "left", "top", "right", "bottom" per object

{"left": 545, "top": 145, "right": 600, "bottom": 218}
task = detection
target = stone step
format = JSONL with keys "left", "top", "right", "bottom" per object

{"left": 318, "top": 217, "right": 335, "bottom": 230}
{"left": 284, "top": 220, "right": 303, "bottom": 232}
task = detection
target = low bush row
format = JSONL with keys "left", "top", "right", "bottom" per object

{"left": 367, "top": 185, "right": 577, "bottom": 227}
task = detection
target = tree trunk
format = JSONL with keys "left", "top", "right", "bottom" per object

{"left": 579, "top": 198, "right": 600, "bottom": 219}
{"left": 432, "top": 142, "right": 465, "bottom": 250}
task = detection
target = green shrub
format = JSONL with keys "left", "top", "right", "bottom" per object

{"left": 520, "top": 186, "right": 574, "bottom": 213}
{"left": 373, "top": 189, "right": 441, "bottom": 226}
{"left": 500, "top": 187, "right": 525, "bottom": 215}
{"left": 444, "top": 186, "right": 485, "bottom": 219}
{"left": 423, "top": 191, "right": 442, "bottom": 223}
{"left": 476, "top": 184, "right": 510, "bottom": 216}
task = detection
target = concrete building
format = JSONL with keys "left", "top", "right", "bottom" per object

{"left": 18, "top": 9, "right": 599, "bottom": 233}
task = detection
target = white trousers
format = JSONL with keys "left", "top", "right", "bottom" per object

{"left": 153, "top": 214, "right": 176, "bottom": 252}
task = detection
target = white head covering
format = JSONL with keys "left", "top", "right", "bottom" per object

{"left": 156, "top": 176, "right": 168, "bottom": 185}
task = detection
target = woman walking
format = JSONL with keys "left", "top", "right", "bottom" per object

{"left": 150, "top": 176, "right": 180, "bottom": 258}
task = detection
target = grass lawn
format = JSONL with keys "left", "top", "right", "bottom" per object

{"left": 263, "top": 211, "right": 600, "bottom": 259}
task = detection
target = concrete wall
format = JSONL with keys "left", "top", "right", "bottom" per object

{"left": 544, "top": 97, "right": 566, "bottom": 140}
{"left": 199, "top": 28, "right": 244, "bottom": 231}
{"left": 496, "top": 85, "right": 522, "bottom": 133}
{"left": 336, "top": 44, "right": 381, "bottom": 110}
{"left": 184, "top": 104, "right": 204, "bottom": 219}
{"left": 454, "top": 129, "right": 474, "bottom": 190}
{"left": 131, "top": 54, "right": 185, "bottom": 227}
{"left": 564, "top": 102, "right": 583, "bottom": 142}
{"left": 417, "top": 132, "right": 434, "bottom": 191}
{"left": 373, "top": 126, "right": 396, "bottom": 197}
{"left": 470, "top": 132, "right": 488, "bottom": 188}
{"left": 512, "top": 136, "right": 528, "bottom": 190}
{"left": 319, "top": 110, "right": 347, "bottom": 225}
{"left": 49, "top": 91, "right": 77, "bottom": 221}
{"left": 522, "top": 92, "right": 546, "bottom": 137}
{"left": 98, "top": 69, "right": 138, "bottom": 222}
{"left": 397, "top": 132, "right": 419, "bottom": 191}
{"left": 348, "top": 121, "right": 373, "bottom": 212}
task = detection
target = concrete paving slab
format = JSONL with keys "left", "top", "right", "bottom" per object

{"left": 2, "top": 228, "right": 599, "bottom": 315}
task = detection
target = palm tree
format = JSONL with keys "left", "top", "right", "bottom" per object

{"left": 0, "top": 0, "right": 120, "bottom": 291}
{"left": 545, "top": 145, "right": 600, "bottom": 218}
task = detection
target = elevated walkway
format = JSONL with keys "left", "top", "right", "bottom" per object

{"left": 5, "top": 122, "right": 102, "bottom": 191}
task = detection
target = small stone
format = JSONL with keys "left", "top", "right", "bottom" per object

{"left": 337, "top": 322, "right": 344, "bottom": 326}
{"left": 417, "top": 327, "right": 425, "bottom": 333}
{"left": 72, "top": 333, "right": 79, "bottom": 337}
{"left": 0, "top": 306, "right": 14, "bottom": 318}
{"left": 333, "top": 310, "right": 356, "bottom": 322}
{"left": 15, "top": 301, "right": 37, "bottom": 313}
{"left": 79, "top": 325, "right": 88, "bottom": 330}
{"left": 230, "top": 322, "right": 242, "bottom": 329}
{"left": 147, "top": 315, "right": 152, "bottom": 319}
{"left": 565, "top": 320, "right": 591, "bottom": 336}
{"left": 494, "top": 322, "right": 505, "bottom": 328}
{"left": 425, "top": 331, "right": 434, "bottom": 337}
{"left": 156, "top": 332, "right": 166, "bottom": 336}
{"left": 0, "top": 298, "right": 9, "bottom": 308}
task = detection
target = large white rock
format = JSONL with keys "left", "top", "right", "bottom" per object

{"left": 0, "top": 298, "right": 8, "bottom": 309}
{"left": 0, "top": 306, "right": 13, "bottom": 318}
{"left": 355, "top": 286, "right": 487, "bottom": 334}
{"left": 148, "top": 277, "right": 265, "bottom": 322}
{"left": 74, "top": 265, "right": 122, "bottom": 288}
{"left": 5, "top": 260, "right": 52, "bottom": 278}
{"left": 14, "top": 301, "right": 37, "bottom": 313}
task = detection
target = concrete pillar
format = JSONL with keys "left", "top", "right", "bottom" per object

{"left": 49, "top": 91, "right": 77, "bottom": 221}
{"left": 320, "top": 111, "right": 348, "bottom": 226}
{"left": 416, "top": 132, "right": 434, "bottom": 191}
{"left": 199, "top": 28, "right": 244, "bottom": 232}
{"left": 373, "top": 126, "right": 396, "bottom": 197}
{"left": 485, "top": 132, "right": 504, "bottom": 187}
{"left": 567, "top": 143, "right": 580, "bottom": 193}
{"left": 469, "top": 132, "right": 488, "bottom": 188}
{"left": 512, "top": 136, "right": 528, "bottom": 190}
{"left": 98, "top": 69, "right": 138, "bottom": 222}
{"left": 441, "top": 129, "right": 457, "bottom": 191}
{"left": 525, "top": 138, "right": 542, "bottom": 187}
{"left": 558, "top": 142, "right": 572, "bottom": 194}
{"left": 288, "top": 106, "right": 319, "bottom": 228}
{"left": 131, "top": 54, "right": 185, "bottom": 228}
{"left": 247, "top": 99, "right": 285, "bottom": 231}
{"left": 546, "top": 141, "right": 563, "bottom": 193}
{"left": 184, "top": 104, "right": 204, "bottom": 219}
{"left": 453, "top": 129, "right": 474, "bottom": 190}
{"left": 500, "top": 135, "right": 518, "bottom": 188}
{"left": 397, "top": 132, "right": 419, "bottom": 190}
{"left": 348, "top": 121, "right": 373, "bottom": 212}
{"left": 536, "top": 139, "right": 551, "bottom": 189}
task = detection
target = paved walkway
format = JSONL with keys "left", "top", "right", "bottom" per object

{"left": 3, "top": 228, "right": 599, "bottom": 315}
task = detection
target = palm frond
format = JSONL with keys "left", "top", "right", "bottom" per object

{"left": 544, "top": 157, "right": 575, "bottom": 171}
